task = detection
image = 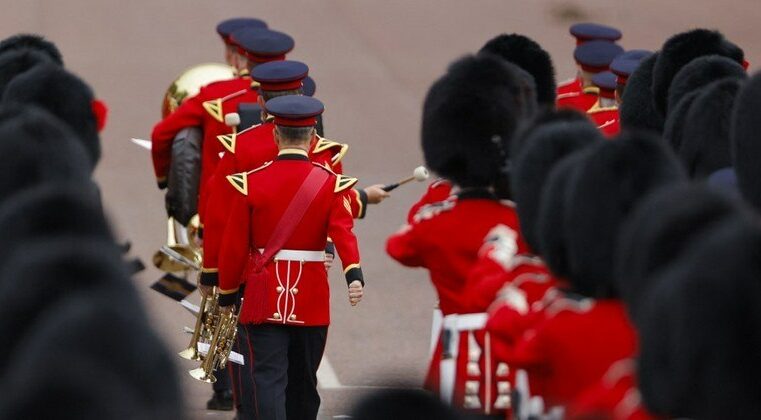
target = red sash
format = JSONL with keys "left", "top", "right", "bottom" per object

{"left": 242, "top": 166, "right": 330, "bottom": 323}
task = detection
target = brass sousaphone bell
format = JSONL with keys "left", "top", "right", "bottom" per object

{"left": 161, "top": 63, "right": 236, "bottom": 118}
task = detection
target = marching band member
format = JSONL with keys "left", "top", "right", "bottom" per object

{"left": 556, "top": 40, "right": 623, "bottom": 112}
{"left": 218, "top": 95, "right": 365, "bottom": 419}
{"left": 556, "top": 23, "right": 622, "bottom": 98}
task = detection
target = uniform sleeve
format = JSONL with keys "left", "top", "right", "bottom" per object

{"left": 328, "top": 189, "right": 363, "bottom": 286}
{"left": 218, "top": 192, "right": 251, "bottom": 306}
{"left": 386, "top": 223, "right": 424, "bottom": 267}
{"left": 199, "top": 157, "right": 237, "bottom": 287}
{"left": 349, "top": 188, "right": 368, "bottom": 219}
{"left": 150, "top": 93, "right": 207, "bottom": 186}
{"left": 406, "top": 181, "right": 452, "bottom": 223}
{"left": 508, "top": 325, "right": 548, "bottom": 369}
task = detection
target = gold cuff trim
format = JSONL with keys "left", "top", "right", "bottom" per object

{"left": 343, "top": 263, "right": 361, "bottom": 274}
{"left": 219, "top": 287, "right": 239, "bottom": 295}
{"left": 201, "top": 268, "right": 218, "bottom": 273}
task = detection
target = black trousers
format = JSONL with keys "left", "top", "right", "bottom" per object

{"left": 238, "top": 323, "right": 328, "bottom": 420}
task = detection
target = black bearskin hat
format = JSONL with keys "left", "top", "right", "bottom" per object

{"left": 619, "top": 53, "right": 664, "bottom": 133}
{"left": 0, "top": 33, "right": 63, "bottom": 65}
{"left": 3, "top": 63, "right": 101, "bottom": 168}
{"left": 537, "top": 150, "right": 589, "bottom": 279}
{"left": 422, "top": 54, "right": 535, "bottom": 188}
{"left": 0, "top": 104, "right": 91, "bottom": 198}
{"left": 564, "top": 131, "right": 686, "bottom": 298}
{"left": 652, "top": 29, "right": 744, "bottom": 116}
{"left": 511, "top": 117, "right": 602, "bottom": 252}
{"left": 615, "top": 184, "right": 742, "bottom": 324}
{"left": 0, "top": 49, "right": 53, "bottom": 95}
{"left": 731, "top": 71, "right": 761, "bottom": 212}
{"left": 479, "top": 33, "right": 557, "bottom": 109}
{"left": 638, "top": 217, "right": 761, "bottom": 418}
{"left": 667, "top": 55, "right": 746, "bottom": 113}
{"left": 678, "top": 78, "right": 744, "bottom": 179}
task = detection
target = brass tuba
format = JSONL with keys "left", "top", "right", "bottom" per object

{"left": 189, "top": 297, "right": 240, "bottom": 383}
{"left": 162, "top": 63, "right": 235, "bottom": 118}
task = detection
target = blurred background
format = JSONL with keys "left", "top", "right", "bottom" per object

{"left": 0, "top": 0, "right": 758, "bottom": 417}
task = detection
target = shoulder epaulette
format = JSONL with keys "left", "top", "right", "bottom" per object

{"left": 202, "top": 89, "right": 248, "bottom": 123}
{"left": 312, "top": 161, "right": 335, "bottom": 174}
{"left": 587, "top": 103, "right": 618, "bottom": 115}
{"left": 335, "top": 174, "right": 358, "bottom": 193}
{"left": 313, "top": 137, "right": 349, "bottom": 165}
{"left": 412, "top": 198, "right": 457, "bottom": 224}
{"left": 226, "top": 172, "right": 248, "bottom": 196}
{"left": 216, "top": 123, "right": 261, "bottom": 153}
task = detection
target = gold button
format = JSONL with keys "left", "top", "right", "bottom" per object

{"left": 289, "top": 314, "right": 297, "bottom": 321}
{"left": 273, "top": 313, "right": 281, "bottom": 319}
{"left": 276, "top": 286, "right": 284, "bottom": 293}
{"left": 291, "top": 288, "right": 299, "bottom": 294}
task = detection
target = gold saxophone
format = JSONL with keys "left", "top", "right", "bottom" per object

{"left": 188, "top": 294, "right": 240, "bottom": 383}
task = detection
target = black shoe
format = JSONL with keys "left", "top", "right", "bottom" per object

{"left": 206, "top": 390, "right": 234, "bottom": 411}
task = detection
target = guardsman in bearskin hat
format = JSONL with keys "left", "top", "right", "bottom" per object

{"left": 731, "top": 71, "right": 761, "bottom": 213}
{"left": 557, "top": 40, "right": 623, "bottom": 112}
{"left": 386, "top": 53, "right": 535, "bottom": 414}
{"left": 569, "top": 184, "right": 744, "bottom": 419}
{"left": 637, "top": 217, "right": 761, "bottom": 418}
{"left": 662, "top": 55, "right": 746, "bottom": 158}
{"left": 651, "top": 29, "right": 745, "bottom": 119}
{"left": 217, "top": 95, "right": 364, "bottom": 419}
{"left": 557, "top": 23, "right": 622, "bottom": 97}
{"left": 3, "top": 63, "right": 108, "bottom": 171}
{"left": 619, "top": 53, "right": 664, "bottom": 134}
{"left": 508, "top": 131, "right": 685, "bottom": 410}
{"left": 457, "top": 113, "right": 601, "bottom": 415}
{"left": 405, "top": 33, "right": 557, "bottom": 224}
{"left": 151, "top": 25, "right": 291, "bottom": 219}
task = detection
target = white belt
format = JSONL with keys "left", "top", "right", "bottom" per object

{"left": 442, "top": 313, "right": 488, "bottom": 332}
{"left": 258, "top": 249, "right": 325, "bottom": 262}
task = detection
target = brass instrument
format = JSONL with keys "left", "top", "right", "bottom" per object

{"left": 152, "top": 217, "right": 202, "bottom": 273}
{"left": 189, "top": 299, "right": 240, "bottom": 383}
{"left": 162, "top": 63, "right": 235, "bottom": 117}
{"left": 178, "top": 287, "right": 218, "bottom": 360}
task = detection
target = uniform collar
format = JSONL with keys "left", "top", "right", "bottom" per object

{"left": 277, "top": 148, "right": 309, "bottom": 161}
{"left": 456, "top": 187, "right": 498, "bottom": 201}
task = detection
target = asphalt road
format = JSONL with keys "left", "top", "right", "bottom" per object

{"left": 1, "top": 0, "right": 759, "bottom": 418}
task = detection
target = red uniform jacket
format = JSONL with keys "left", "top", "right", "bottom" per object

{"left": 200, "top": 122, "right": 367, "bottom": 285}
{"left": 557, "top": 77, "right": 582, "bottom": 96}
{"left": 587, "top": 103, "right": 620, "bottom": 138}
{"left": 569, "top": 359, "right": 655, "bottom": 420}
{"left": 386, "top": 191, "right": 526, "bottom": 316}
{"left": 508, "top": 298, "right": 637, "bottom": 408}
{"left": 556, "top": 87, "right": 599, "bottom": 113}
{"left": 151, "top": 76, "right": 260, "bottom": 220}
{"left": 218, "top": 150, "right": 362, "bottom": 326}
{"left": 406, "top": 179, "right": 453, "bottom": 224}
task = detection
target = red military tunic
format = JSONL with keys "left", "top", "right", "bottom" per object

{"left": 587, "top": 103, "right": 620, "bottom": 138}
{"left": 556, "top": 86, "right": 599, "bottom": 113}
{"left": 569, "top": 359, "right": 655, "bottom": 420}
{"left": 151, "top": 75, "right": 260, "bottom": 220}
{"left": 217, "top": 149, "right": 362, "bottom": 326}
{"left": 386, "top": 191, "right": 527, "bottom": 413}
{"left": 508, "top": 297, "right": 637, "bottom": 409}
{"left": 200, "top": 120, "right": 366, "bottom": 285}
